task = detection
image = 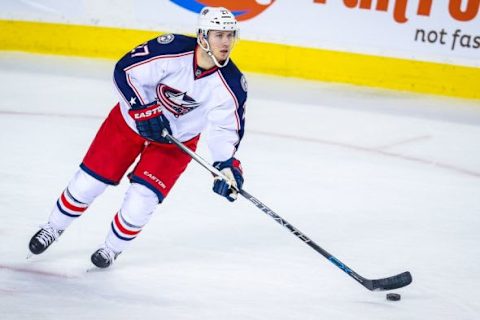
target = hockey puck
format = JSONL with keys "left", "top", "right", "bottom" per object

{"left": 386, "top": 293, "right": 401, "bottom": 301}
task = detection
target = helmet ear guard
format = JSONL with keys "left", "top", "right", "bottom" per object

{"left": 196, "top": 7, "right": 239, "bottom": 68}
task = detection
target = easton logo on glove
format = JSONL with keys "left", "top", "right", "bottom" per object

{"left": 128, "top": 101, "right": 172, "bottom": 143}
{"left": 129, "top": 103, "right": 163, "bottom": 120}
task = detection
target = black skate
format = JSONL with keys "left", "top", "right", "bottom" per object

{"left": 91, "top": 246, "right": 121, "bottom": 269}
{"left": 29, "top": 224, "right": 63, "bottom": 255}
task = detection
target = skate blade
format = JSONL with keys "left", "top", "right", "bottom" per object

{"left": 86, "top": 266, "right": 110, "bottom": 273}
{"left": 86, "top": 266, "right": 99, "bottom": 273}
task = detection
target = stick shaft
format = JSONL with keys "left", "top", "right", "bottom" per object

{"left": 164, "top": 132, "right": 365, "bottom": 282}
{"left": 163, "top": 131, "right": 411, "bottom": 291}
{"left": 165, "top": 132, "right": 236, "bottom": 187}
{"left": 238, "top": 188, "right": 367, "bottom": 285}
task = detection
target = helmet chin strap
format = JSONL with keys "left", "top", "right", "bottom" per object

{"left": 197, "top": 35, "right": 230, "bottom": 68}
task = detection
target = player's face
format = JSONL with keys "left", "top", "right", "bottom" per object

{"left": 207, "top": 30, "right": 236, "bottom": 62}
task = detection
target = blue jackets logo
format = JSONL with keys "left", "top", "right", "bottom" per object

{"left": 156, "top": 84, "right": 200, "bottom": 117}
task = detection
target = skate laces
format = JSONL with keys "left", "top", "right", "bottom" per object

{"left": 36, "top": 224, "right": 62, "bottom": 246}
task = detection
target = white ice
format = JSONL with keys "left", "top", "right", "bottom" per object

{"left": 0, "top": 52, "right": 479, "bottom": 320}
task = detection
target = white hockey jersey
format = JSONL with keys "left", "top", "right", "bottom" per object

{"left": 113, "top": 34, "right": 247, "bottom": 163}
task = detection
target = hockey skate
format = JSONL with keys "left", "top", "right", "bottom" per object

{"left": 29, "top": 224, "right": 63, "bottom": 255}
{"left": 90, "top": 245, "right": 121, "bottom": 269}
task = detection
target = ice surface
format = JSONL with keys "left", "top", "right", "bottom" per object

{"left": 0, "top": 52, "right": 479, "bottom": 320}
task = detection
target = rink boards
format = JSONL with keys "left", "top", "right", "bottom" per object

{"left": 0, "top": 19, "right": 479, "bottom": 99}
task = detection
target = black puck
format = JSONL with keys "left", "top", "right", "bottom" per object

{"left": 386, "top": 293, "right": 401, "bottom": 301}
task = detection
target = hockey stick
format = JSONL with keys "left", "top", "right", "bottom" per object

{"left": 162, "top": 130, "right": 412, "bottom": 291}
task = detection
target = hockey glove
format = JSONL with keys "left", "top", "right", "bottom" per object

{"left": 212, "top": 157, "right": 244, "bottom": 202}
{"left": 128, "top": 101, "right": 172, "bottom": 143}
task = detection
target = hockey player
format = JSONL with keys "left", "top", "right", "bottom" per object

{"left": 28, "top": 7, "right": 247, "bottom": 268}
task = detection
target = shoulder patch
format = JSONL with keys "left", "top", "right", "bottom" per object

{"left": 241, "top": 75, "right": 248, "bottom": 92}
{"left": 157, "top": 34, "right": 175, "bottom": 44}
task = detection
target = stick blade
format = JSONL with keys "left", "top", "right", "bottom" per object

{"left": 365, "top": 271, "right": 412, "bottom": 291}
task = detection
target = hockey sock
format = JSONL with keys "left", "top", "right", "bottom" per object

{"left": 106, "top": 211, "right": 143, "bottom": 252}
{"left": 103, "top": 183, "right": 158, "bottom": 253}
{"left": 48, "top": 169, "right": 108, "bottom": 230}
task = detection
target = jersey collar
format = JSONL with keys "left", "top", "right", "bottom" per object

{"left": 193, "top": 46, "right": 219, "bottom": 80}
